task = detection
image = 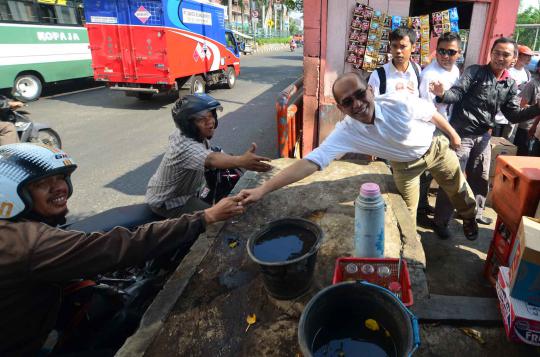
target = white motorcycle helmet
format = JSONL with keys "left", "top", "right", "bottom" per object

{"left": 0, "top": 143, "right": 77, "bottom": 220}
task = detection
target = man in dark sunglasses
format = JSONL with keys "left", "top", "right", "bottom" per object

{"left": 430, "top": 37, "right": 540, "bottom": 235}
{"left": 417, "top": 32, "right": 461, "bottom": 234}
{"left": 239, "top": 72, "right": 479, "bottom": 241}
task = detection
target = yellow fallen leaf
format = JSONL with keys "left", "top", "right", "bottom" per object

{"left": 459, "top": 327, "right": 485, "bottom": 344}
{"left": 245, "top": 314, "right": 256, "bottom": 332}
{"left": 365, "top": 319, "right": 380, "bottom": 331}
{"left": 384, "top": 329, "right": 391, "bottom": 338}
{"left": 228, "top": 240, "right": 238, "bottom": 248}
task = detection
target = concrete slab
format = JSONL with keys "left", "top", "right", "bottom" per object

{"left": 118, "top": 158, "right": 422, "bottom": 356}
{"left": 117, "top": 158, "right": 537, "bottom": 356}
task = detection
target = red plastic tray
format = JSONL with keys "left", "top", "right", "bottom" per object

{"left": 332, "top": 257, "right": 413, "bottom": 307}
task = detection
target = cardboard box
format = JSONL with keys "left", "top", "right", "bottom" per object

{"left": 497, "top": 267, "right": 540, "bottom": 346}
{"left": 489, "top": 137, "right": 517, "bottom": 177}
{"left": 508, "top": 217, "right": 540, "bottom": 305}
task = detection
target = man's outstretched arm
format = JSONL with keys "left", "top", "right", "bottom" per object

{"left": 239, "top": 159, "right": 319, "bottom": 205}
{"left": 205, "top": 142, "right": 272, "bottom": 172}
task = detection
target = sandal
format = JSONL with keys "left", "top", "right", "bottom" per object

{"left": 462, "top": 218, "right": 479, "bottom": 241}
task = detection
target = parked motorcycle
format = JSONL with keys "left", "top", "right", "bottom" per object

{"left": 46, "top": 164, "right": 242, "bottom": 354}
{"left": 48, "top": 204, "right": 169, "bottom": 355}
{"left": 1, "top": 93, "right": 62, "bottom": 148}
{"left": 3, "top": 108, "right": 62, "bottom": 149}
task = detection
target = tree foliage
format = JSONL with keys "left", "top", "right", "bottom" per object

{"left": 283, "top": 0, "right": 302, "bottom": 12}
{"left": 515, "top": 6, "right": 540, "bottom": 50}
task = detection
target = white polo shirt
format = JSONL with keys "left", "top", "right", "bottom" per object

{"left": 419, "top": 60, "right": 460, "bottom": 120}
{"left": 305, "top": 92, "right": 437, "bottom": 166}
{"left": 509, "top": 66, "right": 530, "bottom": 92}
{"left": 368, "top": 61, "right": 422, "bottom": 96}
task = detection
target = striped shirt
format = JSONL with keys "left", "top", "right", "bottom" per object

{"left": 145, "top": 129, "right": 211, "bottom": 210}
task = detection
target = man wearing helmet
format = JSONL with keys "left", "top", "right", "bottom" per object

{"left": 145, "top": 94, "right": 272, "bottom": 218}
{"left": 0, "top": 143, "right": 245, "bottom": 355}
{"left": 0, "top": 95, "right": 23, "bottom": 145}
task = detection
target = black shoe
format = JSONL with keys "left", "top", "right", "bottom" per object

{"left": 433, "top": 224, "right": 451, "bottom": 239}
{"left": 476, "top": 216, "right": 493, "bottom": 225}
{"left": 463, "top": 218, "right": 479, "bottom": 241}
{"left": 418, "top": 205, "right": 435, "bottom": 216}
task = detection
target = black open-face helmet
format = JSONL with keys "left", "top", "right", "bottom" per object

{"left": 172, "top": 94, "right": 223, "bottom": 141}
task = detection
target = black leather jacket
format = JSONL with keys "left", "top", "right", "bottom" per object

{"left": 437, "top": 64, "right": 540, "bottom": 136}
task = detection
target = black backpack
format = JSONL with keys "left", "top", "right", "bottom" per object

{"left": 375, "top": 61, "right": 421, "bottom": 95}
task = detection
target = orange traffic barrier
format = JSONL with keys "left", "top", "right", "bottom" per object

{"left": 276, "top": 77, "right": 303, "bottom": 158}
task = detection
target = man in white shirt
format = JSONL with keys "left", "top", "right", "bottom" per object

{"left": 509, "top": 45, "right": 532, "bottom": 91}
{"left": 418, "top": 32, "right": 461, "bottom": 226}
{"left": 419, "top": 32, "right": 461, "bottom": 119}
{"left": 512, "top": 45, "right": 535, "bottom": 155}
{"left": 368, "top": 27, "right": 422, "bottom": 96}
{"left": 239, "top": 72, "right": 479, "bottom": 240}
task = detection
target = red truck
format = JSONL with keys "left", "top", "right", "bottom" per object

{"left": 84, "top": 0, "right": 241, "bottom": 99}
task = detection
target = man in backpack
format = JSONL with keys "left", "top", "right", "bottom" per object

{"left": 368, "top": 27, "right": 421, "bottom": 96}
{"left": 430, "top": 37, "right": 540, "bottom": 238}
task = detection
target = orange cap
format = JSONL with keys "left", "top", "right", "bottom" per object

{"left": 518, "top": 45, "right": 534, "bottom": 56}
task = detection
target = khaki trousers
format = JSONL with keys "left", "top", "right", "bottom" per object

{"left": 389, "top": 134, "right": 477, "bottom": 230}
{"left": 0, "top": 122, "right": 18, "bottom": 146}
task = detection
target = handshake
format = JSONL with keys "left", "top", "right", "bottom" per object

{"left": 202, "top": 187, "right": 265, "bottom": 225}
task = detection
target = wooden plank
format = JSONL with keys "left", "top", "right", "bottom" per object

{"left": 411, "top": 294, "right": 502, "bottom": 323}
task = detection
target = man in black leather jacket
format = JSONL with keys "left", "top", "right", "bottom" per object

{"left": 0, "top": 95, "right": 23, "bottom": 145}
{"left": 429, "top": 37, "right": 540, "bottom": 238}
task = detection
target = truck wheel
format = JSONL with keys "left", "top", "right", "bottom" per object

{"left": 190, "top": 75, "right": 206, "bottom": 94}
{"left": 225, "top": 67, "right": 236, "bottom": 89}
{"left": 137, "top": 92, "right": 154, "bottom": 100}
{"left": 14, "top": 74, "right": 42, "bottom": 101}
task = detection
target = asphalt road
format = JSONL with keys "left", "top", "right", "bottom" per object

{"left": 26, "top": 50, "right": 303, "bottom": 220}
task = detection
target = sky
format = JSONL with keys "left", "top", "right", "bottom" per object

{"left": 520, "top": 0, "right": 540, "bottom": 11}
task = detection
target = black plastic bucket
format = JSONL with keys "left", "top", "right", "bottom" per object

{"left": 298, "top": 281, "right": 420, "bottom": 357}
{"left": 247, "top": 218, "right": 323, "bottom": 300}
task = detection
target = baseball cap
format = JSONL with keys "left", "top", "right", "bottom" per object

{"left": 518, "top": 45, "right": 534, "bottom": 56}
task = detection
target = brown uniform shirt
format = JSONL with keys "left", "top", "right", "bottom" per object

{"left": 0, "top": 212, "right": 206, "bottom": 356}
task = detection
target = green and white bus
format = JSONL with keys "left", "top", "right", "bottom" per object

{"left": 0, "top": 0, "right": 92, "bottom": 100}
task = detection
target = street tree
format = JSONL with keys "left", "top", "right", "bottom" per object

{"left": 515, "top": 5, "right": 540, "bottom": 50}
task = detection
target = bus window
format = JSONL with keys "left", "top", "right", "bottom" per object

{"left": 0, "top": 0, "right": 39, "bottom": 22}
{"left": 38, "top": 3, "right": 57, "bottom": 23}
{"left": 37, "top": 2, "right": 79, "bottom": 25}
{"left": 55, "top": 4, "right": 78, "bottom": 24}
{"left": 75, "top": 2, "right": 84, "bottom": 25}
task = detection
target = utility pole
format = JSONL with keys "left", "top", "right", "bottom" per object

{"left": 228, "top": 0, "right": 233, "bottom": 29}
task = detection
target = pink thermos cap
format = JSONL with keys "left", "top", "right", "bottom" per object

{"left": 360, "top": 183, "right": 381, "bottom": 197}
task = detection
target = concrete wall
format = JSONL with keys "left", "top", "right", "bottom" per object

{"left": 465, "top": 2, "right": 489, "bottom": 67}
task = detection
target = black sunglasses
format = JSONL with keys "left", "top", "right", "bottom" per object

{"left": 340, "top": 89, "right": 367, "bottom": 107}
{"left": 437, "top": 48, "right": 458, "bottom": 56}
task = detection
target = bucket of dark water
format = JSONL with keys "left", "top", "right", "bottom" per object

{"left": 247, "top": 218, "right": 323, "bottom": 300}
{"left": 298, "top": 281, "right": 420, "bottom": 357}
